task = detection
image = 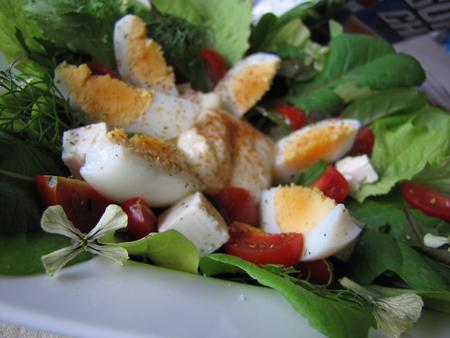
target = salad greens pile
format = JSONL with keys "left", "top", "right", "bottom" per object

{"left": 0, "top": 1, "right": 449, "bottom": 338}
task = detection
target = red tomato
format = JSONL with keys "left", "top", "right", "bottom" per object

{"left": 86, "top": 61, "right": 120, "bottom": 79}
{"left": 121, "top": 198, "right": 157, "bottom": 240}
{"left": 198, "top": 48, "right": 228, "bottom": 85}
{"left": 213, "top": 187, "right": 259, "bottom": 226}
{"left": 311, "top": 165, "right": 349, "bottom": 203}
{"left": 295, "top": 259, "right": 333, "bottom": 286}
{"left": 350, "top": 127, "right": 375, "bottom": 156}
{"left": 225, "top": 222, "right": 303, "bottom": 267}
{"left": 401, "top": 182, "right": 450, "bottom": 222}
{"left": 35, "top": 175, "right": 111, "bottom": 232}
{"left": 274, "top": 104, "right": 307, "bottom": 131}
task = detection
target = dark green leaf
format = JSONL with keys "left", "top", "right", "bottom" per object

{"left": 348, "top": 230, "right": 449, "bottom": 291}
{"left": 295, "top": 160, "right": 328, "bottom": 186}
{"left": 200, "top": 254, "right": 375, "bottom": 338}
{"left": 342, "top": 88, "right": 427, "bottom": 126}
{"left": 0, "top": 230, "right": 91, "bottom": 275}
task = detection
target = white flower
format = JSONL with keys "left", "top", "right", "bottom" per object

{"left": 340, "top": 277, "right": 423, "bottom": 338}
{"left": 423, "top": 233, "right": 450, "bottom": 250}
{"left": 41, "top": 204, "right": 129, "bottom": 276}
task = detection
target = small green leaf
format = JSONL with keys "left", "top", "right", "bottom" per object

{"left": 295, "top": 161, "right": 328, "bottom": 186}
{"left": 102, "top": 230, "right": 200, "bottom": 274}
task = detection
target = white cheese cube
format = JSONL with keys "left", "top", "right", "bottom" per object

{"left": 62, "top": 122, "right": 108, "bottom": 178}
{"left": 157, "top": 192, "right": 229, "bottom": 256}
{"left": 335, "top": 155, "right": 379, "bottom": 192}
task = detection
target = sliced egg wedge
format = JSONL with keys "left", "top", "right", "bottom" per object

{"left": 114, "top": 14, "right": 177, "bottom": 95}
{"left": 274, "top": 118, "right": 360, "bottom": 183}
{"left": 80, "top": 129, "right": 202, "bottom": 208}
{"left": 54, "top": 62, "right": 201, "bottom": 140}
{"left": 214, "top": 53, "right": 280, "bottom": 117}
{"left": 177, "top": 109, "right": 275, "bottom": 201}
{"left": 260, "top": 185, "right": 362, "bottom": 261}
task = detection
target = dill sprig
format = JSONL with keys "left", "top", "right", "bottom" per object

{"left": 0, "top": 62, "right": 83, "bottom": 154}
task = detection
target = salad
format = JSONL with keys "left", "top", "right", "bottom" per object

{"left": 0, "top": 1, "right": 449, "bottom": 338}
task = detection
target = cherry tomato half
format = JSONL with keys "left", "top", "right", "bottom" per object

{"left": 86, "top": 61, "right": 120, "bottom": 79}
{"left": 198, "top": 48, "right": 228, "bottom": 86}
{"left": 225, "top": 222, "right": 303, "bottom": 267}
{"left": 350, "top": 127, "right": 375, "bottom": 156}
{"left": 311, "top": 165, "right": 349, "bottom": 203}
{"left": 401, "top": 182, "right": 450, "bottom": 222}
{"left": 213, "top": 187, "right": 259, "bottom": 226}
{"left": 35, "top": 175, "right": 111, "bottom": 232}
{"left": 295, "top": 259, "right": 333, "bottom": 286}
{"left": 274, "top": 104, "right": 307, "bottom": 131}
{"left": 121, "top": 198, "right": 157, "bottom": 240}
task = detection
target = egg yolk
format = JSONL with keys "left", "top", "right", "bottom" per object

{"left": 232, "top": 63, "right": 278, "bottom": 111}
{"left": 274, "top": 185, "right": 335, "bottom": 233}
{"left": 283, "top": 122, "right": 355, "bottom": 170}
{"left": 56, "top": 63, "right": 154, "bottom": 126}
{"left": 126, "top": 16, "right": 175, "bottom": 91}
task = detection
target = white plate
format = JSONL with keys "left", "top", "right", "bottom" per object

{"left": 0, "top": 258, "right": 449, "bottom": 338}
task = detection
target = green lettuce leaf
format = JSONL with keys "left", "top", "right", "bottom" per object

{"left": 0, "top": 230, "right": 91, "bottom": 275}
{"left": 353, "top": 110, "right": 450, "bottom": 202}
{"left": 347, "top": 230, "right": 450, "bottom": 292}
{"left": 102, "top": 230, "right": 199, "bottom": 274}
{"left": 342, "top": 88, "right": 427, "bottom": 126}
{"left": 151, "top": 0, "right": 252, "bottom": 64}
{"left": 23, "top": 0, "right": 122, "bottom": 68}
{"left": 289, "top": 34, "right": 425, "bottom": 115}
{"left": 412, "top": 157, "right": 450, "bottom": 195}
{"left": 200, "top": 254, "right": 375, "bottom": 338}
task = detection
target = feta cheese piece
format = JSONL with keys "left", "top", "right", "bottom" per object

{"left": 62, "top": 122, "right": 108, "bottom": 178}
{"left": 158, "top": 192, "right": 229, "bottom": 256}
{"left": 335, "top": 155, "right": 379, "bottom": 192}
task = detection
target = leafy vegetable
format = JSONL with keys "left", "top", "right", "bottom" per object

{"left": 289, "top": 34, "right": 426, "bottom": 115}
{"left": 200, "top": 254, "right": 375, "bottom": 338}
{"left": 0, "top": 230, "right": 91, "bottom": 275}
{"left": 0, "top": 66, "right": 82, "bottom": 153}
{"left": 0, "top": 133, "right": 66, "bottom": 233}
{"left": 151, "top": 0, "right": 252, "bottom": 64}
{"left": 295, "top": 160, "right": 328, "bottom": 186}
{"left": 342, "top": 88, "right": 427, "bottom": 126}
{"left": 353, "top": 110, "right": 450, "bottom": 202}
{"left": 347, "top": 230, "right": 450, "bottom": 291}
{"left": 412, "top": 157, "right": 450, "bottom": 195}
{"left": 101, "top": 230, "right": 199, "bottom": 274}
{"left": 23, "top": 0, "right": 122, "bottom": 68}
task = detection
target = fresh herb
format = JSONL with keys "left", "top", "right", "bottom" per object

{"left": 289, "top": 34, "right": 426, "bottom": 115}
{"left": 151, "top": 0, "right": 252, "bottom": 64}
{"left": 100, "top": 229, "right": 199, "bottom": 274}
{"left": 295, "top": 161, "right": 328, "bottom": 186}
{"left": 342, "top": 88, "right": 427, "bottom": 126}
{"left": 0, "top": 132, "right": 66, "bottom": 233}
{"left": 200, "top": 253, "right": 375, "bottom": 338}
{"left": 0, "top": 65, "right": 82, "bottom": 153}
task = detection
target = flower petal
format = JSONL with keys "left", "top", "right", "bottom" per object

{"left": 41, "top": 243, "right": 84, "bottom": 277}
{"left": 87, "top": 243, "right": 129, "bottom": 265}
{"left": 41, "top": 205, "right": 84, "bottom": 240}
{"left": 423, "top": 234, "right": 449, "bottom": 248}
{"left": 87, "top": 204, "right": 128, "bottom": 240}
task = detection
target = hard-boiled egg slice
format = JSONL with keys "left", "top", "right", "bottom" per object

{"left": 260, "top": 185, "right": 362, "bottom": 261}
{"left": 62, "top": 122, "right": 108, "bottom": 178}
{"left": 80, "top": 129, "right": 202, "bottom": 208}
{"left": 177, "top": 109, "right": 275, "bottom": 201}
{"left": 177, "top": 110, "right": 233, "bottom": 195}
{"left": 54, "top": 62, "right": 200, "bottom": 140}
{"left": 158, "top": 192, "right": 229, "bottom": 256}
{"left": 274, "top": 119, "right": 360, "bottom": 183}
{"left": 214, "top": 53, "right": 280, "bottom": 117}
{"left": 114, "top": 14, "right": 177, "bottom": 95}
